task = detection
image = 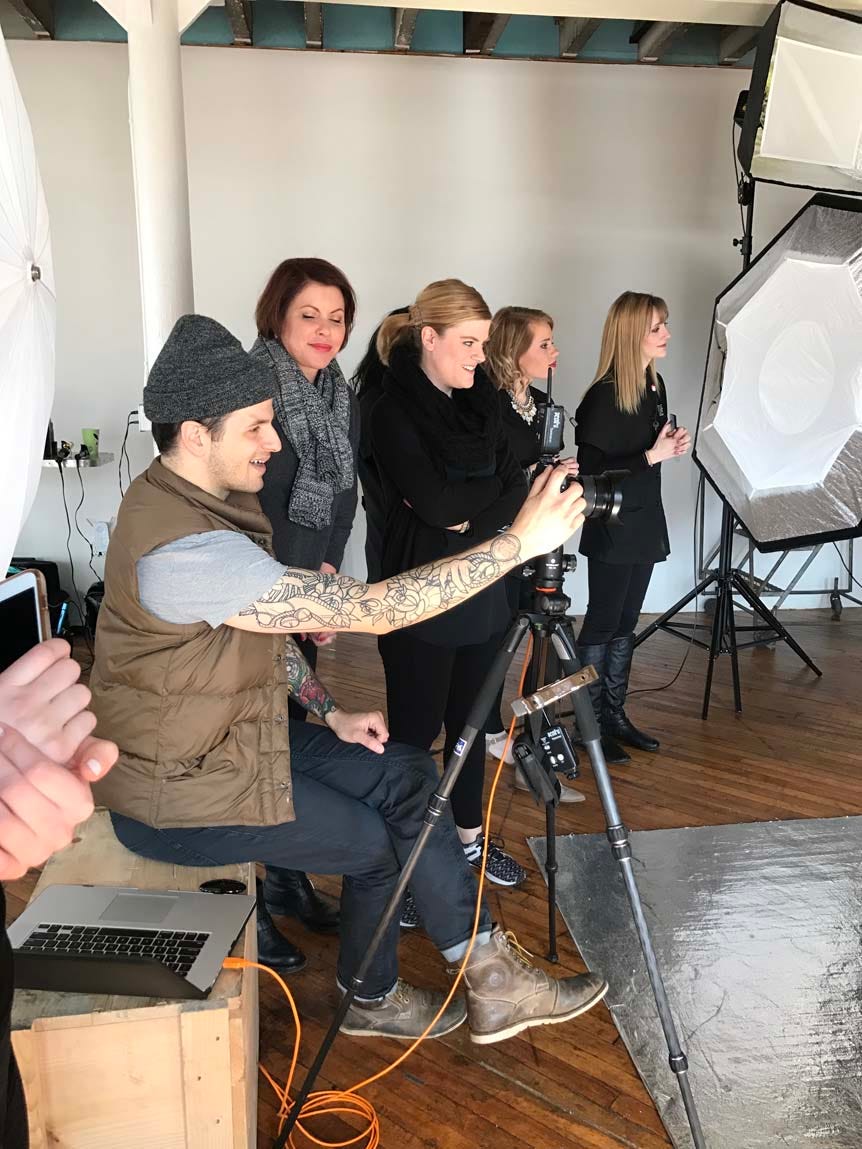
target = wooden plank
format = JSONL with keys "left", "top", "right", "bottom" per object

{"left": 719, "top": 23, "right": 761, "bottom": 63}
{"left": 559, "top": 16, "right": 600, "bottom": 57}
{"left": 633, "top": 20, "right": 688, "bottom": 61}
{"left": 464, "top": 12, "right": 510, "bottom": 54}
{"left": 305, "top": 2, "right": 323, "bottom": 49}
{"left": 7, "top": 0, "right": 53, "bottom": 38}
{"left": 224, "top": 0, "right": 252, "bottom": 46}
{"left": 180, "top": 1008, "right": 233, "bottom": 1148}
{"left": 393, "top": 7, "right": 418, "bottom": 50}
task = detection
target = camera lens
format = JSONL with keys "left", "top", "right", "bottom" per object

{"left": 567, "top": 474, "right": 624, "bottom": 522}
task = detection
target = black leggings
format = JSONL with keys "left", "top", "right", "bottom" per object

{"left": 379, "top": 629, "right": 505, "bottom": 830}
{"left": 578, "top": 559, "right": 654, "bottom": 646}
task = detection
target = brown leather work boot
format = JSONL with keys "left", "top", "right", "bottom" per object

{"left": 461, "top": 927, "right": 608, "bottom": 1044}
{"left": 339, "top": 979, "right": 467, "bottom": 1040}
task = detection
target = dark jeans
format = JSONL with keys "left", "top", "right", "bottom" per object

{"left": 378, "top": 629, "right": 505, "bottom": 830}
{"left": 111, "top": 722, "right": 490, "bottom": 998}
{"left": 579, "top": 559, "right": 655, "bottom": 646}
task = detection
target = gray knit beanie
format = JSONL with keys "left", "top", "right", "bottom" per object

{"left": 143, "top": 315, "right": 277, "bottom": 423}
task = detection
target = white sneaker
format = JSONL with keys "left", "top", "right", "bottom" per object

{"left": 485, "top": 731, "right": 515, "bottom": 765}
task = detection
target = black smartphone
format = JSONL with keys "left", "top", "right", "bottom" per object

{"left": 667, "top": 413, "right": 678, "bottom": 432}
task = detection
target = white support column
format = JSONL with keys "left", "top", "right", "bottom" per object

{"left": 98, "top": 0, "right": 208, "bottom": 376}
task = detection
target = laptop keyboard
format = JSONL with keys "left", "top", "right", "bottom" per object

{"left": 18, "top": 924, "right": 210, "bottom": 979}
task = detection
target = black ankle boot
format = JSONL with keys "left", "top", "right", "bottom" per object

{"left": 576, "top": 642, "right": 630, "bottom": 765}
{"left": 256, "top": 880, "right": 307, "bottom": 972}
{"left": 603, "top": 635, "right": 660, "bottom": 753}
{"left": 262, "top": 867, "right": 340, "bottom": 935}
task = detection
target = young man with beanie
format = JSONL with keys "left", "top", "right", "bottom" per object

{"left": 89, "top": 314, "right": 608, "bottom": 1044}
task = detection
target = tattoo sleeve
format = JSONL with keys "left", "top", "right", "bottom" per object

{"left": 283, "top": 639, "right": 338, "bottom": 720}
{"left": 237, "top": 531, "right": 523, "bottom": 635}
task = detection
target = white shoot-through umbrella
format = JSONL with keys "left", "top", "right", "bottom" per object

{"left": 0, "top": 26, "right": 55, "bottom": 574}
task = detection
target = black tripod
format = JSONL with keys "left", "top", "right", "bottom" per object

{"left": 275, "top": 547, "right": 707, "bottom": 1149}
{"left": 634, "top": 175, "right": 821, "bottom": 718}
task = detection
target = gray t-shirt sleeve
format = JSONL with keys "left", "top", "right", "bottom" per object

{"left": 136, "top": 531, "right": 287, "bottom": 628}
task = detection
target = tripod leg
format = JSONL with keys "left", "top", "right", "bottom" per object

{"left": 274, "top": 619, "right": 530, "bottom": 1148}
{"left": 731, "top": 572, "right": 822, "bottom": 676}
{"left": 564, "top": 677, "right": 707, "bottom": 1149}
{"left": 545, "top": 802, "right": 558, "bottom": 963}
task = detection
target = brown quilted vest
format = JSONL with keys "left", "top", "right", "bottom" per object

{"left": 90, "top": 458, "right": 294, "bottom": 828}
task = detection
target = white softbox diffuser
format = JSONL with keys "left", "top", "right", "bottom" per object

{"left": 739, "top": 0, "right": 862, "bottom": 194}
{"left": 694, "top": 194, "right": 862, "bottom": 551}
{"left": 0, "top": 28, "right": 55, "bottom": 574}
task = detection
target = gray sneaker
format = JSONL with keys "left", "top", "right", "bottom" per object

{"left": 461, "top": 927, "right": 608, "bottom": 1044}
{"left": 339, "top": 978, "right": 467, "bottom": 1040}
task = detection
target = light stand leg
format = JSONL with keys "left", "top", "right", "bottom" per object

{"left": 731, "top": 570, "right": 822, "bottom": 677}
{"left": 273, "top": 620, "right": 530, "bottom": 1149}
{"left": 551, "top": 630, "right": 708, "bottom": 1149}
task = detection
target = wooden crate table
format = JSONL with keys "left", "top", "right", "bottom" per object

{"left": 10, "top": 810, "right": 259, "bottom": 1149}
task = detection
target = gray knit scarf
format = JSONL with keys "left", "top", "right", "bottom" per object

{"left": 252, "top": 336, "right": 354, "bottom": 530}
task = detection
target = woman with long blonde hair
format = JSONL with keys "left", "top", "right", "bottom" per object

{"left": 371, "top": 280, "right": 536, "bottom": 895}
{"left": 575, "top": 291, "right": 690, "bottom": 760}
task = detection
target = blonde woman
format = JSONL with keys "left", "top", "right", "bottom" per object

{"left": 480, "top": 307, "right": 584, "bottom": 801}
{"left": 371, "top": 281, "right": 539, "bottom": 892}
{"left": 575, "top": 292, "right": 690, "bottom": 759}
{"left": 484, "top": 306, "right": 558, "bottom": 478}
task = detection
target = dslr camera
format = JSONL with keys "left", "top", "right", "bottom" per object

{"left": 536, "top": 372, "right": 626, "bottom": 523}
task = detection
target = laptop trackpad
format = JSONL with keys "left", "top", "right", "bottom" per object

{"left": 100, "top": 893, "right": 178, "bottom": 925}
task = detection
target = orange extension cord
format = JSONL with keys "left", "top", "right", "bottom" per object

{"left": 223, "top": 635, "right": 534, "bottom": 1149}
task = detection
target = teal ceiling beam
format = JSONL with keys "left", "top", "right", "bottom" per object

{"left": 182, "top": 5, "right": 234, "bottom": 44}
{"left": 412, "top": 9, "right": 462, "bottom": 53}
{"left": 253, "top": 0, "right": 306, "bottom": 48}
{"left": 55, "top": 0, "right": 125, "bottom": 41}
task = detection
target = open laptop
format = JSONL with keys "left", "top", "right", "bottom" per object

{"left": 8, "top": 884, "right": 256, "bottom": 1000}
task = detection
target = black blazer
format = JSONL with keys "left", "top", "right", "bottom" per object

{"left": 371, "top": 372, "right": 527, "bottom": 646}
{"left": 574, "top": 373, "right": 670, "bottom": 565}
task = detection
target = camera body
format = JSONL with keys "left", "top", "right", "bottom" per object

{"left": 535, "top": 398, "right": 627, "bottom": 524}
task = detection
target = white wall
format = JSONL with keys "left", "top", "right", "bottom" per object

{"left": 9, "top": 40, "right": 855, "bottom": 612}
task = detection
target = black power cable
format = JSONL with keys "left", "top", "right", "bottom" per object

{"left": 119, "top": 410, "right": 138, "bottom": 496}
{"left": 74, "top": 460, "right": 100, "bottom": 580}
{"left": 55, "top": 460, "right": 94, "bottom": 656}
{"left": 833, "top": 541, "right": 862, "bottom": 593}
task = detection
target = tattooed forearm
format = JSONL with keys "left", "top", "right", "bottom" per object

{"left": 237, "top": 531, "right": 523, "bottom": 637}
{"left": 283, "top": 640, "right": 338, "bottom": 719}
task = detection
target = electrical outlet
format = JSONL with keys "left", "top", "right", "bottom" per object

{"left": 138, "top": 404, "right": 151, "bottom": 433}
{"left": 91, "top": 520, "right": 110, "bottom": 555}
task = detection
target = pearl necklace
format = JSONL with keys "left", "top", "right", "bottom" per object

{"left": 509, "top": 387, "right": 537, "bottom": 424}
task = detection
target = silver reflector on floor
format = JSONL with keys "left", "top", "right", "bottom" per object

{"left": 530, "top": 817, "right": 862, "bottom": 1149}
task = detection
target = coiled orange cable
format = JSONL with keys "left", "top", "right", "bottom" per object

{"left": 224, "top": 634, "right": 534, "bottom": 1149}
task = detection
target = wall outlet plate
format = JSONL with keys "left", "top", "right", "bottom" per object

{"left": 138, "top": 404, "right": 151, "bottom": 433}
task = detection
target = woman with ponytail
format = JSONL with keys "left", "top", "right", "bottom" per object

{"left": 371, "top": 280, "right": 537, "bottom": 892}
{"left": 575, "top": 291, "right": 690, "bottom": 762}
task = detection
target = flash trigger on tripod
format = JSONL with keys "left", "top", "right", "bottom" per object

{"left": 512, "top": 735, "right": 561, "bottom": 806}
{"left": 539, "top": 725, "right": 580, "bottom": 780}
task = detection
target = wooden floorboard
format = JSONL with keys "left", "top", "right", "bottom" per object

{"left": 6, "top": 609, "right": 862, "bottom": 1148}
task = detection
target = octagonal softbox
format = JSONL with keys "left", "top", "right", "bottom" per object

{"left": 693, "top": 193, "right": 862, "bottom": 552}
